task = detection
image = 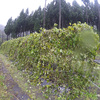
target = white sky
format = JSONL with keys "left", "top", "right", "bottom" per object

{"left": 0, "top": 0, "right": 98, "bottom": 26}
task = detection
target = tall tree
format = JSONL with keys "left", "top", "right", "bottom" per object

{"left": 82, "top": 0, "right": 90, "bottom": 23}
{"left": 27, "top": 12, "right": 34, "bottom": 33}
{"left": 18, "top": 9, "right": 27, "bottom": 36}
{"left": 33, "top": 7, "right": 43, "bottom": 32}
{"left": 11, "top": 18, "right": 20, "bottom": 38}
{"left": 61, "top": 1, "right": 71, "bottom": 27}
{"left": 71, "top": 1, "right": 84, "bottom": 23}
{"left": 94, "top": 0, "right": 100, "bottom": 33}
{"left": 59, "top": 0, "right": 61, "bottom": 28}
{"left": 43, "top": 0, "right": 47, "bottom": 28}
{"left": 25, "top": 8, "right": 29, "bottom": 33}
{"left": 46, "top": 0, "right": 59, "bottom": 29}
{"left": 5, "top": 0, "right": 100, "bottom": 37}
{"left": 4, "top": 17, "right": 13, "bottom": 40}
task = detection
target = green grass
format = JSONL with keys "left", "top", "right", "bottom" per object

{"left": 93, "top": 53, "right": 100, "bottom": 99}
{"left": 0, "top": 54, "right": 46, "bottom": 100}
{"left": 0, "top": 67, "right": 13, "bottom": 100}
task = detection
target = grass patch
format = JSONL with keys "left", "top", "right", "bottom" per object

{"left": 0, "top": 53, "right": 46, "bottom": 100}
{"left": 0, "top": 64, "right": 13, "bottom": 100}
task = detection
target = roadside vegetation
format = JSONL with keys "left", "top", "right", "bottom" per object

{"left": 0, "top": 61, "right": 13, "bottom": 100}
{"left": 0, "top": 0, "right": 100, "bottom": 99}
{"left": 0, "top": 22, "right": 100, "bottom": 99}
{"left": 0, "top": 30, "right": 6, "bottom": 45}
{"left": 0, "top": 54, "right": 46, "bottom": 100}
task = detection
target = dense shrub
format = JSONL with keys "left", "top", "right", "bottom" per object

{"left": 0, "top": 22, "right": 99, "bottom": 99}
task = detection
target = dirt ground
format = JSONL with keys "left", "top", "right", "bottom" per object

{"left": 0, "top": 58, "right": 31, "bottom": 100}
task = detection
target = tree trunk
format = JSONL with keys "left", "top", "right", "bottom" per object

{"left": 43, "top": 0, "right": 47, "bottom": 28}
{"left": 96, "top": 0, "right": 100, "bottom": 33}
{"left": 23, "top": 32, "right": 24, "bottom": 37}
{"left": 59, "top": 0, "right": 61, "bottom": 28}
{"left": 26, "top": 31, "right": 28, "bottom": 36}
{"left": 86, "top": 5, "right": 88, "bottom": 24}
{"left": 7, "top": 35, "right": 8, "bottom": 41}
{"left": 98, "top": 5, "right": 100, "bottom": 33}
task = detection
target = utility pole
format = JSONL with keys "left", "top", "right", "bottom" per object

{"left": 43, "top": 0, "right": 47, "bottom": 28}
{"left": 59, "top": 0, "right": 61, "bottom": 28}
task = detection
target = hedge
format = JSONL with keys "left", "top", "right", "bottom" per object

{"left": 0, "top": 22, "right": 99, "bottom": 99}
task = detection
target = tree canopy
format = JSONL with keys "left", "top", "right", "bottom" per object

{"left": 4, "top": 0, "right": 100, "bottom": 39}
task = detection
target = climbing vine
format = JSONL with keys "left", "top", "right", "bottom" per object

{"left": 0, "top": 22, "right": 99, "bottom": 99}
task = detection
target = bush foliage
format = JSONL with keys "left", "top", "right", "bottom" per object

{"left": 0, "top": 22, "right": 99, "bottom": 99}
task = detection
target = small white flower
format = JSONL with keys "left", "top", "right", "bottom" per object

{"left": 27, "top": 80, "right": 30, "bottom": 82}
{"left": 60, "top": 49, "right": 62, "bottom": 52}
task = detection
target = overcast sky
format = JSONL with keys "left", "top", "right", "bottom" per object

{"left": 0, "top": 0, "right": 97, "bottom": 26}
